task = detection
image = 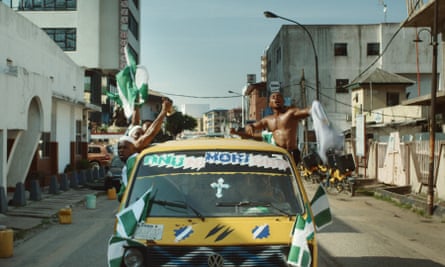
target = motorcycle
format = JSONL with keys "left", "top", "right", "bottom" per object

{"left": 301, "top": 150, "right": 356, "bottom": 196}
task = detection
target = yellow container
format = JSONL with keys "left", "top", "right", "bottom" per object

{"left": 58, "top": 208, "right": 72, "bottom": 224}
{"left": 107, "top": 187, "right": 117, "bottom": 200}
{"left": 0, "top": 228, "right": 14, "bottom": 258}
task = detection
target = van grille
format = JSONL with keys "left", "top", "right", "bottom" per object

{"left": 136, "top": 245, "right": 290, "bottom": 266}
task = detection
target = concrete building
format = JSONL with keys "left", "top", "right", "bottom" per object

{"left": 0, "top": 1, "right": 142, "bottom": 203}
{"left": 227, "top": 108, "right": 242, "bottom": 130}
{"left": 264, "top": 22, "right": 441, "bottom": 145}
{"left": 262, "top": 2, "right": 445, "bottom": 203}
{"left": 245, "top": 81, "right": 268, "bottom": 123}
{"left": 348, "top": 0, "right": 445, "bottom": 203}
{"left": 0, "top": 4, "right": 87, "bottom": 194}
{"left": 6, "top": 0, "right": 141, "bottom": 128}
{"left": 204, "top": 109, "right": 228, "bottom": 135}
{"left": 348, "top": 67, "right": 418, "bottom": 128}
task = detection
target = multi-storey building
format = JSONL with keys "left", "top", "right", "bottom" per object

{"left": 227, "top": 107, "right": 242, "bottom": 130}
{"left": 0, "top": 3, "right": 87, "bottom": 197}
{"left": 245, "top": 81, "right": 268, "bottom": 123}
{"left": 264, "top": 22, "right": 441, "bottom": 137}
{"left": 0, "top": 1, "right": 142, "bottom": 202}
{"left": 204, "top": 109, "right": 228, "bottom": 135}
{"left": 6, "top": 0, "right": 141, "bottom": 128}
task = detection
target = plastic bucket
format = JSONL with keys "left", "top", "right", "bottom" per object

{"left": 85, "top": 194, "right": 96, "bottom": 209}
{"left": 107, "top": 187, "right": 117, "bottom": 200}
{"left": 0, "top": 228, "right": 14, "bottom": 258}
{"left": 58, "top": 208, "right": 72, "bottom": 224}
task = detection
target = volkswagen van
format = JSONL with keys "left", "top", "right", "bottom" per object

{"left": 109, "top": 138, "right": 328, "bottom": 267}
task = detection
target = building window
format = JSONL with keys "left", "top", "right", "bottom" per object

{"left": 128, "top": 12, "right": 139, "bottom": 40}
{"left": 132, "top": 0, "right": 139, "bottom": 9}
{"left": 39, "top": 132, "right": 51, "bottom": 158}
{"left": 367, "top": 43, "right": 380, "bottom": 56}
{"left": 336, "top": 79, "right": 349, "bottom": 93}
{"left": 19, "top": 0, "right": 77, "bottom": 11}
{"left": 334, "top": 43, "right": 347, "bottom": 56}
{"left": 43, "top": 28, "right": 76, "bottom": 51}
{"left": 386, "top": 92, "right": 399, "bottom": 106}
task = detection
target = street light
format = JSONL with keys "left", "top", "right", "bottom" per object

{"left": 413, "top": 28, "right": 433, "bottom": 97}
{"left": 409, "top": 5, "right": 438, "bottom": 216}
{"left": 228, "top": 90, "right": 245, "bottom": 127}
{"left": 264, "top": 11, "right": 320, "bottom": 100}
{"left": 413, "top": 28, "right": 433, "bottom": 44}
{"left": 426, "top": 1, "right": 439, "bottom": 216}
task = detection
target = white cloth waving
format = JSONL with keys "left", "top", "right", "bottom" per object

{"left": 311, "top": 100, "right": 344, "bottom": 164}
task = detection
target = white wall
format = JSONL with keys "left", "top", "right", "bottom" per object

{"left": 0, "top": 4, "right": 86, "bottom": 184}
{"left": 54, "top": 101, "right": 72, "bottom": 172}
{"left": 268, "top": 23, "right": 441, "bottom": 132}
{"left": 16, "top": 0, "right": 135, "bottom": 71}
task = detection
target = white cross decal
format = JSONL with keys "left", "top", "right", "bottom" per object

{"left": 210, "top": 177, "right": 230, "bottom": 198}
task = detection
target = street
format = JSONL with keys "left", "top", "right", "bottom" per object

{"left": 0, "top": 182, "right": 444, "bottom": 267}
{"left": 0, "top": 193, "right": 119, "bottom": 267}
{"left": 305, "top": 182, "right": 445, "bottom": 267}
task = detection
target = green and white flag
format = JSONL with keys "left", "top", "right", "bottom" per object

{"left": 287, "top": 214, "right": 313, "bottom": 267}
{"left": 107, "top": 235, "right": 143, "bottom": 267}
{"left": 116, "top": 187, "right": 152, "bottom": 238}
{"left": 116, "top": 45, "right": 137, "bottom": 119}
{"left": 114, "top": 45, "right": 150, "bottom": 119}
{"left": 310, "top": 184, "right": 332, "bottom": 231}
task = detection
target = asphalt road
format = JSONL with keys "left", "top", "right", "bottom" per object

{"left": 1, "top": 182, "right": 444, "bottom": 267}
{"left": 0, "top": 194, "right": 119, "bottom": 267}
{"left": 304, "top": 181, "right": 445, "bottom": 267}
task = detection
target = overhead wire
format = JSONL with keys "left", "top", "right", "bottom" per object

{"left": 151, "top": 1, "right": 424, "bottom": 112}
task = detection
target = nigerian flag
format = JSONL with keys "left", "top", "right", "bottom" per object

{"left": 287, "top": 213, "right": 313, "bottom": 267}
{"left": 114, "top": 45, "right": 150, "bottom": 119}
{"left": 310, "top": 184, "right": 332, "bottom": 231}
{"left": 108, "top": 235, "right": 143, "bottom": 267}
{"left": 116, "top": 187, "right": 152, "bottom": 238}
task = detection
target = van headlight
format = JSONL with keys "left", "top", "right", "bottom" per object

{"left": 123, "top": 248, "right": 144, "bottom": 267}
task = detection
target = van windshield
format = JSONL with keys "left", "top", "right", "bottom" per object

{"left": 126, "top": 150, "right": 304, "bottom": 218}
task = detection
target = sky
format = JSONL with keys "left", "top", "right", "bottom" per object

{"left": 140, "top": 0, "right": 409, "bottom": 110}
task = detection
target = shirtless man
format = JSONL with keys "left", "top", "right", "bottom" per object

{"left": 244, "top": 92, "right": 310, "bottom": 163}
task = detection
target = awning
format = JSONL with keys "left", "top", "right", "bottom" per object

{"left": 402, "top": 0, "right": 445, "bottom": 33}
{"left": 402, "top": 90, "right": 445, "bottom": 106}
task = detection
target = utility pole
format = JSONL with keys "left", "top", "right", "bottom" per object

{"left": 300, "top": 69, "right": 309, "bottom": 155}
{"left": 427, "top": 0, "right": 439, "bottom": 216}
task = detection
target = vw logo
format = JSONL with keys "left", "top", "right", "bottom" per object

{"left": 208, "top": 253, "right": 224, "bottom": 267}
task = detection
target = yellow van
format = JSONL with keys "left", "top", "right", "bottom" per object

{"left": 108, "top": 138, "right": 330, "bottom": 267}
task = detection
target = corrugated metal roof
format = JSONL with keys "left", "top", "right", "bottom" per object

{"left": 349, "top": 68, "right": 415, "bottom": 86}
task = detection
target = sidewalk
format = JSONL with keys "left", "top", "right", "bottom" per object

{"left": 0, "top": 187, "right": 103, "bottom": 243}
{"left": 320, "top": 177, "right": 445, "bottom": 219}
{"left": 303, "top": 180, "right": 445, "bottom": 266}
